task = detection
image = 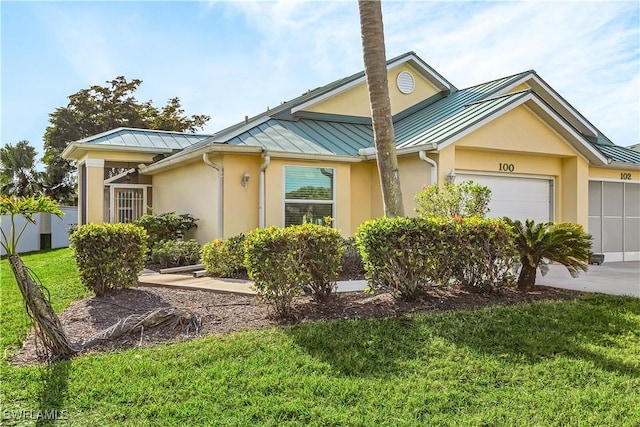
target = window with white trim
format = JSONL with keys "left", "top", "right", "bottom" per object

{"left": 284, "top": 166, "right": 334, "bottom": 226}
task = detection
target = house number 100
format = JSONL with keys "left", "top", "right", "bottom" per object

{"left": 499, "top": 163, "right": 515, "bottom": 172}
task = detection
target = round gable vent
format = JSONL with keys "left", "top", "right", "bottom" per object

{"left": 397, "top": 71, "right": 415, "bottom": 94}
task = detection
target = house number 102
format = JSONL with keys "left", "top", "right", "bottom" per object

{"left": 499, "top": 163, "right": 515, "bottom": 172}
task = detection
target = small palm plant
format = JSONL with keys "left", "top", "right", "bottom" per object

{"left": 504, "top": 218, "right": 592, "bottom": 291}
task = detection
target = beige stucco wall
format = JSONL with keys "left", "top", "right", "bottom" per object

{"left": 85, "top": 161, "right": 105, "bottom": 224}
{"left": 451, "top": 104, "right": 590, "bottom": 226}
{"left": 398, "top": 154, "right": 434, "bottom": 216}
{"left": 455, "top": 105, "right": 576, "bottom": 156}
{"left": 349, "top": 162, "right": 374, "bottom": 234}
{"left": 304, "top": 63, "right": 441, "bottom": 118}
{"left": 152, "top": 159, "right": 221, "bottom": 244}
{"left": 81, "top": 150, "right": 157, "bottom": 164}
{"left": 589, "top": 167, "right": 640, "bottom": 181}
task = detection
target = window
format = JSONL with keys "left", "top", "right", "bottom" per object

{"left": 284, "top": 166, "right": 334, "bottom": 226}
{"left": 105, "top": 185, "right": 149, "bottom": 223}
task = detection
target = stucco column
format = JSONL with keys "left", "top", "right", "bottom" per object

{"left": 83, "top": 158, "right": 105, "bottom": 224}
{"left": 437, "top": 145, "right": 456, "bottom": 186}
{"left": 561, "top": 157, "right": 589, "bottom": 227}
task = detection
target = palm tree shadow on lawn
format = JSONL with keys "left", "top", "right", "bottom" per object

{"left": 286, "top": 295, "right": 640, "bottom": 378}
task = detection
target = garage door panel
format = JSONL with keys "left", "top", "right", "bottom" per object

{"left": 625, "top": 218, "right": 640, "bottom": 252}
{"left": 603, "top": 218, "right": 624, "bottom": 252}
{"left": 457, "top": 174, "right": 552, "bottom": 223}
{"left": 588, "top": 217, "right": 602, "bottom": 253}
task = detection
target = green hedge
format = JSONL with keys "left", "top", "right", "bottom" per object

{"left": 70, "top": 223, "right": 148, "bottom": 296}
{"left": 133, "top": 212, "right": 198, "bottom": 249}
{"left": 295, "top": 223, "right": 344, "bottom": 300}
{"left": 151, "top": 239, "right": 200, "bottom": 269}
{"left": 356, "top": 217, "right": 517, "bottom": 299}
{"left": 201, "top": 234, "right": 247, "bottom": 278}
{"left": 245, "top": 224, "right": 344, "bottom": 316}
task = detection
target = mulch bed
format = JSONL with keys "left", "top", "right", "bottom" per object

{"left": 12, "top": 284, "right": 582, "bottom": 366}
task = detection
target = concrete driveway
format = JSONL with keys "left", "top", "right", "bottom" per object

{"left": 537, "top": 261, "right": 640, "bottom": 297}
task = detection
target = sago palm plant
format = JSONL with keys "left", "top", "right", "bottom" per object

{"left": 504, "top": 219, "right": 592, "bottom": 291}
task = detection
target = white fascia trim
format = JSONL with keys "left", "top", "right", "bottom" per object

{"left": 62, "top": 142, "right": 173, "bottom": 160}
{"left": 83, "top": 158, "right": 105, "bottom": 168}
{"left": 292, "top": 55, "right": 451, "bottom": 115}
{"left": 104, "top": 168, "right": 136, "bottom": 184}
{"left": 437, "top": 93, "right": 608, "bottom": 165}
{"left": 388, "top": 53, "right": 452, "bottom": 91}
{"left": 396, "top": 142, "right": 439, "bottom": 156}
{"left": 496, "top": 74, "right": 598, "bottom": 137}
{"left": 601, "top": 162, "right": 640, "bottom": 171}
{"left": 267, "top": 150, "right": 361, "bottom": 163}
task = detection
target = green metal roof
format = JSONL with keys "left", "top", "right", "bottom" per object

{"left": 76, "top": 127, "right": 212, "bottom": 150}
{"left": 227, "top": 119, "right": 373, "bottom": 156}
{"left": 597, "top": 144, "right": 640, "bottom": 164}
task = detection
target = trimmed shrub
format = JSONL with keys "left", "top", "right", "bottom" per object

{"left": 340, "top": 237, "right": 365, "bottom": 280}
{"left": 70, "top": 223, "right": 148, "bottom": 296}
{"left": 415, "top": 180, "right": 491, "bottom": 218}
{"left": 245, "top": 226, "right": 310, "bottom": 317}
{"left": 201, "top": 234, "right": 247, "bottom": 278}
{"left": 294, "top": 223, "right": 344, "bottom": 301}
{"left": 356, "top": 216, "right": 517, "bottom": 299}
{"left": 151, "top": 239, "right": 200, "bottom": 269}
{"left": 134, "top": 212, "right": 198, "bottom": 248}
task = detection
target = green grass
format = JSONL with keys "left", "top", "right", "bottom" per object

{"left": 1, "top": 249, "right": 639, "bottom": 426}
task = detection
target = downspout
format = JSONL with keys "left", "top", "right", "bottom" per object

{"left": 419, "top": 150, "right": 437, "bottom": 185}
{"left": 203, "top": 153, "right": 224, "bottom": 238}
{"left": 259, "top": 150, "right": 271, "bottom": 228}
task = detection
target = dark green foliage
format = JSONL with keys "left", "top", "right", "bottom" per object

{"left": 201, "top": 234, "right": 247, "bottom": 278}
{"left": 505, "top": 218, "right": 592, "bottom": 290}
{"left": 356, "top": 216, "right": 517, "bottom": 299}
{"left": 295, "top": 223, "right": 344, "bottom": 301}
{"left": 43, "top": 76, "right": 211, "bottom": 203}
{"left": 245, "top": 227, "right": 309, "bottom": 317}
{"left": 69, "top": 223, "right": 148, "bottom": 295}
{"left": 340, "top": 237, "right": 365, "bottom": 279}
{"left": 133, "top": 212, "right": 198, "bottom": 249}
{"left": 245, "top": 224, "right": 344, "bottom": 316}
{"left": 151, "top": 239, "right": 200, "bottom": 269}
{"left": 0, "top": 141, "right": 43, "bottom": 197}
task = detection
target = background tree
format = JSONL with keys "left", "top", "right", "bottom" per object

{"left": 358, "top": 0, "right": 404, "bottom": 217}
{"left": 42, "top": 76, "right": 211, "bottom": 203}
{"left": 0, "top": 140, "right": 43, "bottom": 197}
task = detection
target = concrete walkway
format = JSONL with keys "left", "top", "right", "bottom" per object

{"left": 537, "top": 261, "right": 640, "bottom": 297}
{"left": 138, "top": 262, "right": 639, "bottom": 298}
{"left": 138, "top": 271, "right": 368, "bottom": 295}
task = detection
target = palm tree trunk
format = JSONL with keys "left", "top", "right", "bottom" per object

{"left": 358, "top": 0, "right": 404, "bottom": 217}
{"left": 9, "top": 255, "right": 77, "bottom": 361}
{"left": 517, "top": 261, "right": 537, "bottom": 291}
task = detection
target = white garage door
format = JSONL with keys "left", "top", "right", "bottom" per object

{"left": 456, "top": 173, "right": 553, "bottom": 223}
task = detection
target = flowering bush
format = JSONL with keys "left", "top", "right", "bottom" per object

{"left": 415, "top": 181, "right": 491, "bottom": 218}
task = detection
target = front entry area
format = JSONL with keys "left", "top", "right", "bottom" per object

{"left": 456, "top": 173, "right": 553, "bottom": 223}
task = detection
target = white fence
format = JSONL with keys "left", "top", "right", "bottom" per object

{"left": 1, "top": 207, "right": 78, "bottom": 256}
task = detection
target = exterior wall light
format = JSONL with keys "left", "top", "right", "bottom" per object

{"left": 241, "top": 172, "right": 250, "bottom": 187}
{"left": 446, "top": 170, "right": 456, "bottom": 184}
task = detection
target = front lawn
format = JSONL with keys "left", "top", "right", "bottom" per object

{"left": 1, "top": 249, "right": 639, "bottom": 426}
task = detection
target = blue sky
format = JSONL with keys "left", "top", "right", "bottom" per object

{"left": 2, "top": 1, "right": 639, "bottom": 160}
